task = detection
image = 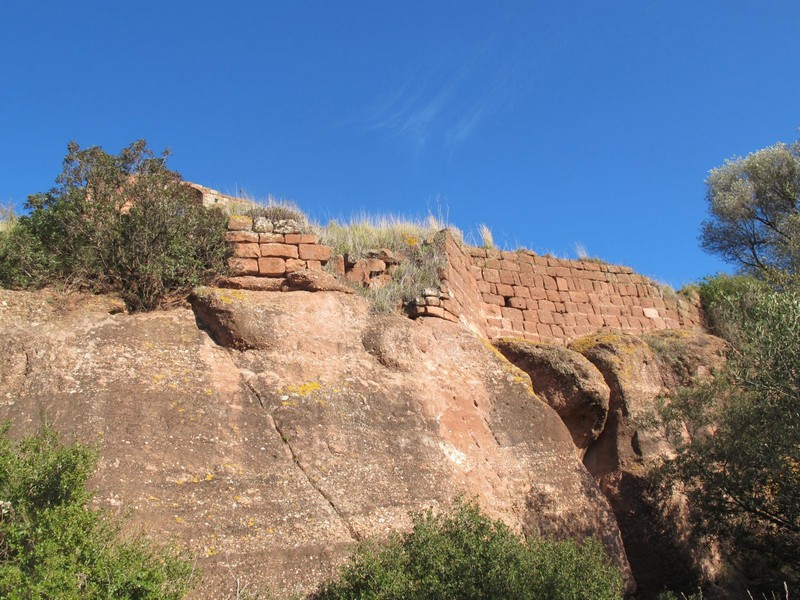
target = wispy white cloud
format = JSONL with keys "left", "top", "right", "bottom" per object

{"left": 361, "top": 32, "right": 519, "bottom": 151}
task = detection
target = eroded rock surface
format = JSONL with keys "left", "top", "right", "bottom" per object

{"left": 0, "top": 288, "right": 633, "bottom": 598}
{"left": 570, "top": 332, "right": 725, "bottom": 597}
{"left": 493, "top": 338, "right": 610, "bottom": 457}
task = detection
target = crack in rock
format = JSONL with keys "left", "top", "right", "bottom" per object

{"left": 265, "top": 412, "right": 362, "bottom": 542}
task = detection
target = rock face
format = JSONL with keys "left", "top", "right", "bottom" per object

{"left": 0, "top": 288, "right": 633, "bottom": 598}
{"left": 493, "top": 338, "right": 610, "bottom": 457}
{"left": 569, "top": 331, "right": 726, "bottom": 597}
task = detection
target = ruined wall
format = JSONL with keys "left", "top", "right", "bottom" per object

{"left": 223, "top": 218, "right": 703, "bottom": 344}
{"left": 442, "top": 235, "right": 703, "bottom": 344}
{"left": 225, "top": 215, "right": 332, "bottom": 276}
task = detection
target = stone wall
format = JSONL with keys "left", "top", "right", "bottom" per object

{"left": 225, "top": 215, "right": 332, "bottom": 277}
{"left": 434, "top": 233, "right": 703, "bottom": 344}
{"left": 222, "top": 217, "right": 703, "bottom": 344}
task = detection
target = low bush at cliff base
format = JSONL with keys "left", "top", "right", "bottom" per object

{"left": 0, "top": 423, "right": 194, "bottom": 599}
{"left": 0, "top": 140, "right": 229, "bottom": 311}
{"left": 311, "top": 498, "right": 623, "bottom": 600}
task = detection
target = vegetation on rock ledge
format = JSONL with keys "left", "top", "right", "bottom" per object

{"left": 0, "top": 140, "right": 229, "bottom": 311}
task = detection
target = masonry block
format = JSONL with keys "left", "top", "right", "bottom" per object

{"left": 538, "top": 310, "right": 555, "bottom": 324}
{"left": 226, "top": 231, "right": 259, "bottom": 243}
{"left": 298, "top": 244, "right": 332, "bottom": 262}
{"left": 483, "top": 269, "right": 500, "bottom": 283}
{"left": 499, "top": 270, "right": 519, "bottom": 285}
{"left": 228, "top": 257, "right": 259, "bottom": 275}
{"left": 496, "top": 283, "right": 514, "bottom": 297}
{"left": 261, "top": 243, "right": 299, "bottom": 259}
{"left": 507, "top": 296, "right": 527, "bottom": 310}
{"left": 232, "top": 243, "right": 261, "bottom": 258}
{"left": 285, "top": 258, "right": 307, "bottom": 273}
{"left": 258, "top": 257, "right": 286, "bottom": 276}
{"left": 259, "top": 233, "right": 285, "bottom": 243}
{"left": 228, "top": 215, "right": 253, "bottom": 231}
{"left": 482, "top": 293, "right": 505, "bottom": 306}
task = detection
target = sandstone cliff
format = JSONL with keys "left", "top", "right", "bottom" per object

{"left": 0, "top": 283, "right": 724, "bottom": 598}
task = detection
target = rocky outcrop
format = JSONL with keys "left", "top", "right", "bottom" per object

{"left": 569, "top": 332, "right": 725, "bottom": 597}
{"left": 0, "top": 288, "right": 634, "bottom": 598}
{"left": 493, "top": 338, "right": 610, "bottom": 457}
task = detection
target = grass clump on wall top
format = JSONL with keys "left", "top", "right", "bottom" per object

{"left": 319, "top": 214, "right": 457, "bottom": 314}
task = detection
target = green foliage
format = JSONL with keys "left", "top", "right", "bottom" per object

{"left": 656, "top": 275, "right": 800, "bottom": 591}
{"left": 0, "top": 140, "right": 229, "bottom": 311}
{"left": 311, "top": 499, "right": 623, "bottom": 600}
{"left": 701, "top": 139, "right": 800, "bottom": 284}
{"left": 0, "top": 423, "right": 194, "bottom": 599}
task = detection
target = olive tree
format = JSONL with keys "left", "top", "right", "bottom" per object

{"left": 701, "top": 139, "right": 800, "bottom": 283}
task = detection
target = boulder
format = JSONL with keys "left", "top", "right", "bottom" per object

{"left": 493, "top": 338, "right": 609, "bottom": 457}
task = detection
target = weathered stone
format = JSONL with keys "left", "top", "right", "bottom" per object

{"left": 298, "top": 244, "right": 332, "bottom": 262}
{"left": 225, "top": 231, "right": 259, "bottom": 243}
{"left": 259, "top": 233, "right": 284, "bottom": 243}
{"left": 260, "top": 243, "right": 299, "bottom": 259}
{"left": 227, "top": 257, "right": 259, "bottom": 275}
{"left": 252, "top": 217, "right": 274, "bottom": 233}
{"left": 285, "top": 258, "right": 307, "bottom": 273}
{"left": 331, "top": 255, "right": 346, "bottom": 276}
{"left": 285, "top": 233, "right": 303, "bottom": 246}
{"left": 227, "top": 215, "right": 253, "bottom": 231}
{"left": 232, "top": 243, "right": 260, "bottom": 258}
{"left": 282, "top": 270, "right": 354, "bottom": 293}
{"left": 493, "top": 339, "right": 609, "bottom": 457}
{"left": 374, "top": 248, "right": 399, "bottom": 264}
{"left": 258, "top": 257, "right": 286, "bottom": 276}
{"left": 218, "top": 276, "right": 285, "bottom": 291}
{"left": 365, "top": 258, "right": 386, "bottom": 273}
{"left": 345, "top": 259, "right": 371, "bottom": 285}
{"left": 568, "top": 332, "right": 718, "bottom": 594}
{"left": 272, "top": 219, "right": 300, "bottom": 234}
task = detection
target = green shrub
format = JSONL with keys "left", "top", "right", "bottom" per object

{"left": 0, "top": 423, "right": 194, "bottom": 599}
{"left": 0, "top": 140, "right": 229, "bottom": 311}
{"left": 311, "top": 498, "right": 623, "bottom": 600}
{"left": 654, "top": 275, "right": 800, "bottom": 593}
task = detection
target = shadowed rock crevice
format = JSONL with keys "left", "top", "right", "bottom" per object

{"left": 569, "top": 331, "right": 727, "bottom": 598}
{"left": 493, "top": 338, "right": 610, "bottom": 457}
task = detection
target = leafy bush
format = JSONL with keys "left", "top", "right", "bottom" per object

{"left": 655, "top": 275, "right": 800, "bottom": 593}
{"left": 0, "top": 140, "right": 229, "bottom": 311}
{"left": 0, "top": 423, "right": 194, "bottom": 599}
{"left": 311, "top": 499, "right": 623, "bottom": 600}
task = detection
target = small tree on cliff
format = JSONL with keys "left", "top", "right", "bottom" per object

{"left": 0, "top": 140, "right": 229, "bottom": 310}
{"left": 701, "top": 138, "right": 800, "bottom": 286}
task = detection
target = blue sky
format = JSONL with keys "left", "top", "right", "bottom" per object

{"left": 2, "top": 1, "right": 798, "bottom": 287}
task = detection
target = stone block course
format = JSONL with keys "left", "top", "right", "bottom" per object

{"left": 258, "top": 257, "right": 286, "bottom": 276}
{"left": 299, "top": 244, "right": 333, "bottom": 261}
{"left": 261, "top": 243, "right": 299, "bottom": 259}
